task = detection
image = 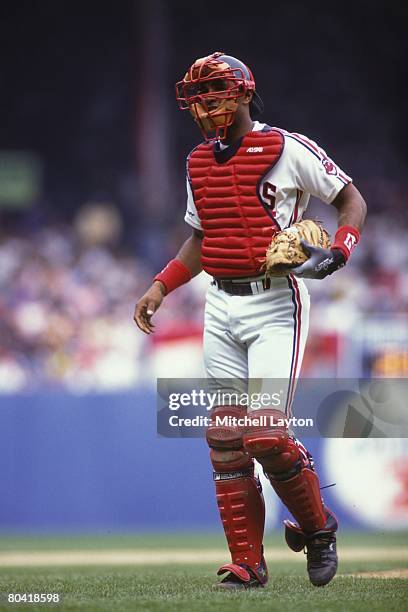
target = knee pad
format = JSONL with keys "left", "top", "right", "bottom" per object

{"left": 242, "top": 409, "right": 302, "bottom": 479}
{"left": 206, "top": 406, "right": 253, "bottom": 472}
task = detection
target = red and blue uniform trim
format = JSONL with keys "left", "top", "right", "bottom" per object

{"left": 287, "top": 133, "right": 351, "bottom": 187}
{"left": 288, "top": 189, "right": 303, "bottom": 227}
{"left": 285, "top": 274, "right": 303, "bottom": 416}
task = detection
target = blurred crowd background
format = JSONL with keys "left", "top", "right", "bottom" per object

{"left": 1, "top": 0, "right": 407, "bottom": 537}
{"left": 1, "top": 0, "right": 407, "bottom": 392}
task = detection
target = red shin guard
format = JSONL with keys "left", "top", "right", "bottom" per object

{"left": 207, "top": 406, "right": 266, "bottom": 572}
{"left": 214, "top": 472, "right": 265, "bottom": 569}
{"left": 271, "top": 467, "right": 326, "bottom": 533}
{"left": 243, "top": 409, "right": 326, "bottom": 534}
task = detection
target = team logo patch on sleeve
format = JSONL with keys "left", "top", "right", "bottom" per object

{"left": 322, "top": 158, "right": 338, "bottom": 175}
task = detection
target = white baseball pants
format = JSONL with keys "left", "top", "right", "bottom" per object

{"left": 203, "top": 275, "right": 310, "bottom": 415}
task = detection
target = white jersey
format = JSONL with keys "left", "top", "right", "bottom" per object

{"left": 184, "top": 121, "right": 352, "bottom": 232}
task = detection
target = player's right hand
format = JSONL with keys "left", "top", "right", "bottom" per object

{"left": 133, "top": 281, "right": 165, "bottom": 334}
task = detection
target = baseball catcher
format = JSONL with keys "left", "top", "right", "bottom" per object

{"left": 134, "top": 51, "right": 367, "bottom": 590}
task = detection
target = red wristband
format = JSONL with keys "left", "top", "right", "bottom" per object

{"left": 153, "top": 259, "right": 192, "bottom": 295}
{"left": 332, "top": 225, "right": 360, "bottom": 261}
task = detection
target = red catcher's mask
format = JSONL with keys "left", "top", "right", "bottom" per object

{"left": 175, "top": 52, "right": 258, "bottom": 141}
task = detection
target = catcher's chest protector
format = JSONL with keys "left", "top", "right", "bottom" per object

{"left": 188, "top": 130, "right": 284, "bottom": 278}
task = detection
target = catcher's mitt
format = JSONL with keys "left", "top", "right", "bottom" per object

{"left": 265, "top": 220, "right": 331, "bottom": 277}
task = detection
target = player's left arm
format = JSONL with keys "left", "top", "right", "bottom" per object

{"left": 331, "top": 182, "right": 366, "bottom": 232}
{"left": 293, "top": 182, "right": 366, "bottom": 279}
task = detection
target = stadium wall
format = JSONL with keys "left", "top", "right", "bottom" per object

{"left": 0, "top": 391, "right": 406, "bottom": 532}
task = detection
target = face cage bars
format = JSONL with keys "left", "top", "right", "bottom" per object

{"left": 175, "top": 66, "right": 255, "bottom": 140}
{"left": 175, "top": 65, "right": 254, "bottom": 109}
{"left": 188, "top": 98, "right": 237, "bottom": 141}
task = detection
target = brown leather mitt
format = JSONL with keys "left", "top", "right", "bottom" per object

{"left": 265, "top": 220, "right": 331, "bottom": 277}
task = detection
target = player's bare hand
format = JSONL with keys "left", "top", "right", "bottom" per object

{"left": 134, "top": 282, "right": 165, "bottom": 334}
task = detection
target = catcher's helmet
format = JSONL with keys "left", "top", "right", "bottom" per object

{"left": 175, "top": 51, "right": 264, "bottom": 140}
{"left": 216, "top": 54, "right": 264, "bottom": 118}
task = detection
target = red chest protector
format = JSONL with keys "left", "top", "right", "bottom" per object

{"left": 188, "top": 129, "right": 284, "bottom": 278}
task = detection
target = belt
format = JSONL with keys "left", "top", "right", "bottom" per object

{"left": 212, "top": 275, "right": 271, "bottom": 296}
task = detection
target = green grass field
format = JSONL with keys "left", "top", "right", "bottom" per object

{"left": 0, "top": 532, "right": 407, "bottom": 611}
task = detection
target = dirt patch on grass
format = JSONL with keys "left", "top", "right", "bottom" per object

{"left": 349, "top": 568, "right": 408, "bottom": 579}
{"left": 0, "top": 547, "right": 407, "bottom": 567}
